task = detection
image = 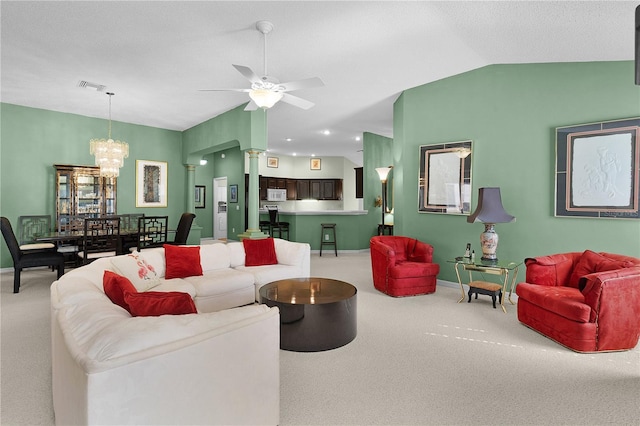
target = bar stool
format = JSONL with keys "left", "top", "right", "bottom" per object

{"left": 320, "top": 223, "right": 337, "bottom": 257}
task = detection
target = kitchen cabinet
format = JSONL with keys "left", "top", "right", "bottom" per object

{"left": 286, "top": 179, "right": 297, "bottom": 200}
{"left": 296, "top": 180, "right": 310, "bottom": 200}
{"left": 55, "top": 164, "right": 117, "bottom": 228}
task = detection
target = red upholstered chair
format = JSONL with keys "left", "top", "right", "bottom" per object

{"left": 516, "top": 250, "right": 640, "bottom": 352}
{"left": 370, "top": 236, "right": 440, "bottom": 297}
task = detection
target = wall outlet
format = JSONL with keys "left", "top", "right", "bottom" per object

{"left": 325, "top": 234, "right": 329, "bottom": 241}
{"left": 232, "top": 228, "right": 235, "bottom": 233}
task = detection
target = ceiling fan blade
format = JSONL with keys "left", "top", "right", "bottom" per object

{"left": 279, "top": 77, "right": 324, "bottom": 92}
{"left": 198, "top": 88, "right": 251, "bottom": 92}
{"left": 281, "top": 93, "right": 315, "bottom": 110}
{"left": 244, "top": 100, "right": 259, "bottom": 111}
{"left": 232, "top": 64, "right": 261, "bottom": 83}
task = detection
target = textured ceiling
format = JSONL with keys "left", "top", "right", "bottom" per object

{"left": 1, "top": 1, "right": 636, "bottom": 165}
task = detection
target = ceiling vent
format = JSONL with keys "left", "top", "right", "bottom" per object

{"left": 77, "top": 80, "right": 106, "bottom": 92}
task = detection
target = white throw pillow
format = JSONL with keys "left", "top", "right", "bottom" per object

{"left": 110, "top": 251, "right": 161, "bottom": 292}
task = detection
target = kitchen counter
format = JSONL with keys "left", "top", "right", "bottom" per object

{"left": 259, "top": 209, "right": 373, "bottom": 250}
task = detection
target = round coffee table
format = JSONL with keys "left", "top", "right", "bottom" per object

{"left": 259, "top": 277, "right": 357, "bottom": 352}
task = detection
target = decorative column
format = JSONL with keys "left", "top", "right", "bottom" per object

{"left": 186, "top": 164, "right": 196, "bottom": 213}
{"left": 184, "top": 164, "right": 201, "bottom": 244}
{"left": 237, "top": 150, "right": 268, "bottom": 240}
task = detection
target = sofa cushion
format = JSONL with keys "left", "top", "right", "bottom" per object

{"left": 183, "top": 269, "right": 255, "bottom": 297}
{"left": 390, "top": 261, "right": 440, "bottom": 279}
{"left": 103, "top": 271, "right": 137, "bottom": 312}
{"left": 568, "top": 250, "right": 634, "bottom": 288}
{"left": 110, "top": 251, "right": 161, "bottom": 292}
{"left": 200, "top": 243, "right": 231, "bottom": 271}
{"left": 516, "top": 283, "right": 591, "bottom": 323}
{"left": 164, "top": 244, "right": 203, "bottom": 279}
{"left": 124, "top": 291, "right": 197, "bottom": 317}
{"left": 243, "top": 238, "right": 278, "bottom": 266}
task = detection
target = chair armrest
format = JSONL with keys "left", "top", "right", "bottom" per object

{"left": 524, "top": 252, "right": 581, "bottom": 286}
{"left": 370, "top": 239, "right": 396, "bottom": 266}
{"left": 409, "top": 241, "right": 434, "bottom": 263}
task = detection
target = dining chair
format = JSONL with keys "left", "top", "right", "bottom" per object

{"left": 137, "top": 216, "right": 168, "bottom": 250}
{"left": 56, "top": 215, "right": 84, "bottom": 264}
{"left": 17, "top": 215, "right": 56, "bottom": 251}
{"left": 77, "top": 217, "right": 121, "bottom": 264}
{"left": 170, "top": 213, "right": 196, "bottom": 245}
{"left": 1, "top": 217, "right": 65, "bottom": 293}
{"left": 267, "top": 207, "right": 289, "bottom": 240}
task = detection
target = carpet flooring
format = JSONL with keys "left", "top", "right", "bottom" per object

{"left": 1, "top": 251, "right": 639, "bottom": 425}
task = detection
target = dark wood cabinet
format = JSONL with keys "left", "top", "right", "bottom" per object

{"left": 297, "top": 180, "right": 310, "bottom": 199}
{"left": 256, "top": 175, "right": 342, "bottom": 201}
{"left": 286, "top": 179, "right": 297, "bottom": 200}
{"left": 355, "top": 167, "right": 363, "bottom": 199}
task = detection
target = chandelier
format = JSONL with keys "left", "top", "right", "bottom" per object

{"left": 90, "top": 92, "right": 129, "bottom": 177}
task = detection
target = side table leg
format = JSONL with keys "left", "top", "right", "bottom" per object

{"left": 507, "top": 266, "right": 519, "bottom": 305}
{"left": 454, "top": 263, "right": 465, "bottom": 303}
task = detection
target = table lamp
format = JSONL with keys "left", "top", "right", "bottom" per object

{"left": 466, "top": 187, "right": 515, "bottom": 262}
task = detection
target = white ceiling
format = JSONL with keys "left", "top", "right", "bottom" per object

{"left": 1, "top": 1, "right": 636, "bottom": 166}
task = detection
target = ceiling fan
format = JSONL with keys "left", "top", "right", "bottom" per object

{"left": 201, "top": 20, "right": 324, "bottom": 111}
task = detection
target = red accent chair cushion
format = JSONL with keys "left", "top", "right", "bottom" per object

{"left": 370, "top": 236, "right": 440, "bottom": 297}
{"left": 243, "top": 237, "right": 278, "bottom": 266}
{"left": 516, "top": 251, "right": 640, "bottom": 352}
{"left": 164, "top": 244, "right": 203, "bottom": 279}
{"left": 124, "top": 291, "right": 197, "bottom": 317}
{"left": 103, "top": 270, "right": 137, "bottom": 311}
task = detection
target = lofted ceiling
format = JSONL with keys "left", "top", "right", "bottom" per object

{"left": 1, "top": 1, "right": 636, "bottom": 166}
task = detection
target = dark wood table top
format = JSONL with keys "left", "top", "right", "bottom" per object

{"left": 260, "top": 277, "right": 356, "bottom": 305}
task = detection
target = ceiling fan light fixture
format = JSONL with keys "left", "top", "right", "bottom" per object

{"left": 249, "top": 89, "right": 283, "bottom": 109}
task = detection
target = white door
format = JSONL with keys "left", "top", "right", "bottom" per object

{"left": 213, "top": 177, "right": 227, "bottom": 240}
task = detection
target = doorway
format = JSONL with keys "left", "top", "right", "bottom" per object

{"left": 213, "top": 177, "right": 227, "bottom": 240}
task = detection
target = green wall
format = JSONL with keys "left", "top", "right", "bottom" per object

{"left": 391, "top": 61, "right": 640, "bottom": 283}
{"left": 0, "top": 103, "right": 185, "bottom": 268}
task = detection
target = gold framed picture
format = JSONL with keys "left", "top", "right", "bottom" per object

{"left": 267, "top": 157, "right": 279, "bottom": 168}
{"left": 310, "top": 158, "right": 321, "bottom": 170}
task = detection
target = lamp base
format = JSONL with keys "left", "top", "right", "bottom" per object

{"left": 480, "top": 223, "right": 499, "bottom": 262}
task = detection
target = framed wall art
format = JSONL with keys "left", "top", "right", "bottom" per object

{"left": 229, "top": 184, "right": 238, "bottom": 203}
{"left": 555, "top": 117, "right": 640, "bottom": 219}
{"left": 136, "top": 160, "right": 168, "bottom": 208}
{"left": 310, "top": 158, "right": 321, "bottom": 170}
{"left": 267, "top": 157, "right": 279, "bottom": 168}
{"left": 418, "top": 140, "right": 473, "bottom": 215}
{"left": 195, "top": 185, "right": 205, "bottom": 209}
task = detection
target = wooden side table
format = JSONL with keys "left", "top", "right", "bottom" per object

{"left": 448, "top": 258, "right": 522, "bottom": 313}
{"left": 377, "top": 224, "right": 393, "bottom": 236}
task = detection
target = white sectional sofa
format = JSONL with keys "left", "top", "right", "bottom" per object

{"left": 51, "top": 239, "right": 310, "bottom": 425}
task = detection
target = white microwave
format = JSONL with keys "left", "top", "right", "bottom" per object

{"left": 267, "top": 188, "right": 287, "bottom": 201}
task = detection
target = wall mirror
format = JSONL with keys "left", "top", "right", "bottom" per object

{"left": 418, "top": 140, "right": 473, "bottom": 214}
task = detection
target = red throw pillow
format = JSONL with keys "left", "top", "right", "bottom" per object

{"left": 568, "top": 250, "right": 633, "bottom": 288}
{"left": 124, "top": 291, "right": 197, "bottom": 317}
{"left": 164, "top": 244, "right": 203, "bottom": 279}
{"left": 103, "top": 270, "right": 138, "bottom": 312}
{"left": 243, "top": 237, "right": 278, "bottom": 266}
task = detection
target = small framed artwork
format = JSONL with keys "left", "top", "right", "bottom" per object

{"left": 195, "top": 185, "right": 205, "bottom": 209}
{"left": 555, "top": 117, "right": 640, "bottom": 219}
{"left": 418, "top": 140, "right": 473, "bottom": 215}
{"left": 136, "top": 160, "right": 168, "bottom": 208}
{"left": 310, "top": 158, "right": 321, "bottom": 170}
{"left": 229, "top": 184, "right": 238, "bottom": 203}
{"left": 267, "top": 157, "right": 279, "bottom": 168}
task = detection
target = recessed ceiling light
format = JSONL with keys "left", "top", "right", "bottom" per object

{"left": 355, "top": 136, "right": 361, "bottom": 141}
{"left": 311, "top": 154, "right": 316, "bottom": 157}
{"left": 322, "top": 130, "right": 331, "bottom": 136}
{"left": 285, "top": 138, "right": 293, "bottom": 142}
{"left": 292, "top": 153, "right": 297, "bottom": 156}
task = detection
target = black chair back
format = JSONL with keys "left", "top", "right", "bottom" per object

{"left": 1, "top": 216, "right": 23, "bottom": 263}
{"left": 80, "top": 217, "right": 121, "bottom": 264}
{"left": 173, "top": 213, "right": 196, "bottom": 245}
{"left": 137, "top": 216, "right": 168, "bottom": 250}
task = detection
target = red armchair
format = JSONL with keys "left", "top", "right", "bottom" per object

{"left": 370, "top": 236, "right": 440, "bottom": 297}
{"left": 516, "top": 250, "right": 640, "bottom": 352}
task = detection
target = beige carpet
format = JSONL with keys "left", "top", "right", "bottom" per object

{"left": 1, "top": 252, "right": 639, "bottom": 425}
